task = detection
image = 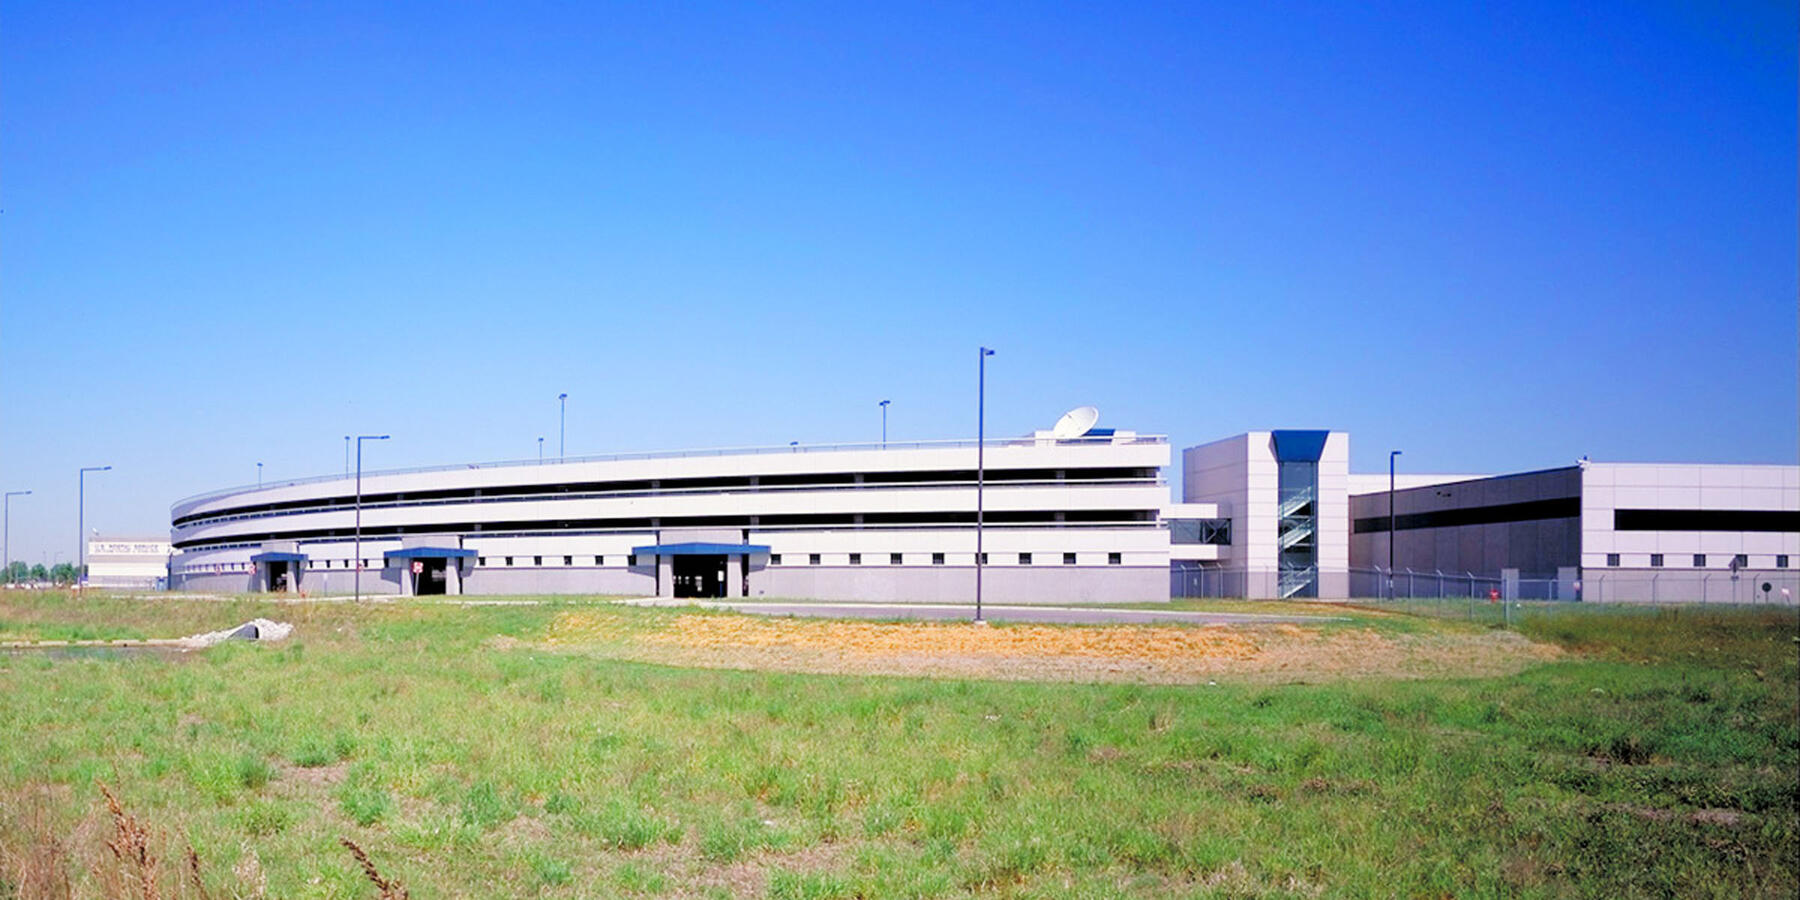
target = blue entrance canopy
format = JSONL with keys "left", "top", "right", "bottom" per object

{"left": 383, "top": 547, "right": 476, "bottom": 559}
{"left": 631, "top": 542, "right": 771, "bottom": 556}
{"left": 250, "top": 552, "right": 307, "bottom": 563}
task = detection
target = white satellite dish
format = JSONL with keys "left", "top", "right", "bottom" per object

{"left": 1050, "top": 406, "right": 1100, "bottom": 439}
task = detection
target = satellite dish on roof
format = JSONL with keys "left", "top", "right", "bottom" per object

{"left": 1051, "top": 406, "right": 1100, "bottom": 439}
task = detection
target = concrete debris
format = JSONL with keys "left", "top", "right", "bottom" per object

{"left": 179, "top": 618, "right": 294, "bottom": 649}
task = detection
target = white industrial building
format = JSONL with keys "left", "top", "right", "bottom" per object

{"left": 167, "top": 417, "right": 1796, "bottom": 603}
{"left": 1349, "top": 462, "right": 1800, "bottom": 603}
{"left": 170, "top": 414, "right": 1227, "bottom": 602}
{"left": 85, "top": 536, "right": 172, "bottom": 590}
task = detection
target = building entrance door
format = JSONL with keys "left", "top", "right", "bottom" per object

{"left": 672, "top": 555, "right": 726, "bottom": 599}
{"left": 265, "top": 561, "right": 289, "bottom": 592}
{"left": 415, "top": 558, "right": 448, "bottom": 596}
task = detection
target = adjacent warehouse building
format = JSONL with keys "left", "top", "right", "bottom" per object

{"left": 85, "top": 536, "right": 172, "bottom": 590}
{"left": 1349, "top": 462, "right": 1799, "bottom": 603}
{"left": 168, "top": 419, "right": 1796, "bottom": 602}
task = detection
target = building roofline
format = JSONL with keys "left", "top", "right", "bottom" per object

{"left": 171, "top": 434, "right": 1168, "bottom": 511}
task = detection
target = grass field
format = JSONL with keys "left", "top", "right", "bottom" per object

{"left": 1, "top": 592, "right": 1795, "bottom": 898}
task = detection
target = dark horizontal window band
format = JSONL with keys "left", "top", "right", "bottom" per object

{"left": 1614, "top": 508, "right": 1800, "bottom": 533}
{"left": 173, "top": 467, "right": 1159, "bottom": 527}
{"left": 172, "top": 509, "right": 1160, "bottom": 552}
{"left": 1353, "top": 497, "right": 1580, "bottom": 534}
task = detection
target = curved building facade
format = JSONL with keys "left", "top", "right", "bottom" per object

{"left": 169, "top": 433, "right": 1194, "bottom": 603}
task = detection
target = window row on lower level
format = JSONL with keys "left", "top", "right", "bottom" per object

{"left": 1602, "top": 552, "right": 1790, "bottom": 569}
{"left": 176, "top": 551, "right": 1133, "bottom": 574}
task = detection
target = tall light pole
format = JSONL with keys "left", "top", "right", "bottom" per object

{"left": 257, "top": 462, "right": 263, "bottom": 487}
{"left": 4, "top": 490, "right": 31, "bottom": 581}
{"left": 1389, "top": 449, "right": 1403, "bottom": 600}
{"left": 879, "top": 399, "right": 890, "bottom": 446}
{"left": 344, "top": 436, "right": 350, "bottom": 476}
{"left": 78, "top": 466, "right": 111, "bottom": 587}
{"left": 538, "top": 437, "right": 545, "bottom": 463}
{"left": 976, "top": 347, "right": 995, "bottom": 622}
{"left": 354, "top": 435, "right": 389, "bottom": 602}
{"left": 558, "top": 393, "right": 568, "bottom": 460}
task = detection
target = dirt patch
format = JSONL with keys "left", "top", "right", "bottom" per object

{"left": 276, "top": 760, "right": 348, "bottom": 791}
{"left": 540, "top": 611, "right": 1561, "bottom": 684}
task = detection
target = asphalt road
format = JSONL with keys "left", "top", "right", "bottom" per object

{"left": 620, "top": 599, "right": 1341, "bottom": 626}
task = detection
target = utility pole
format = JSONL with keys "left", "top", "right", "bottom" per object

{"left": 1389, "top": 449, "right": 1402, "bottom": 600}
{"left": 559, "top": 393, "right": 568, "bottom": 460}
{"left": 354, "top": 435, "right": 389, "bottom": 602}
{"left": 78, "top": 466, "right": 111, "bottom": 587}
{"left": 976, "top": 347, "right": 995, "bottom": 622}
{"left": 879, "top": 399, "right": 890, "bottom": 446}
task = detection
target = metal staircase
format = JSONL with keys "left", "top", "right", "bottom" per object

{"left": 1277, "top": 519, "right": 1314, "bottom": 551}
{"left": 1276, "top": 486, "right": 1314, "bottom": 519}
{"left": 1277, "top": 566, "right": 1316, "bottom": 599}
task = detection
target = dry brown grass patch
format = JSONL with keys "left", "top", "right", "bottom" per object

{"left": 540, "top": 610, "right": 1561, "bottom": 683}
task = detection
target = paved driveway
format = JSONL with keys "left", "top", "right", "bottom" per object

{"left": 619, "top": 599, "right": 1341, "bottom": 626}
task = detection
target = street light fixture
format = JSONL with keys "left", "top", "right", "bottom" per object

{"left": 353, "top": 435, "right": 389, "bottom": 602}
{"left": 344, "top": 436, "right": 350, "bottom": 476}
{"left": 4, "top": 490, "right": 31, "bottom": 582}
{"left": 1389, "top": 449, "right": 1403, "bottom": 600}
{"left": 976, "top": 347, "right": 995, "bottom": 622}
{"left": 559, "top": 393, "right": 568, "bottom": 461}
{"left": 879, "top": 399, "right": 891, "bottom": 446}
{"left": 257, "top": 462, "right": 263, "bottom": 487}
{"left": 78, "top": 466, "right": 111, "bottom": 587}
{"left": 538, "top": 437, "right": 545, "bottom": 463}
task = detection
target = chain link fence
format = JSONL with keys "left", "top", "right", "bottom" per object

{"left": 1172, "top": 563, "right": 1800, "bottom": 625}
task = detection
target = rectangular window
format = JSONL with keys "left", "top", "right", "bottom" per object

{"left": 533, "top": 556, "right": 543, "bottom": 566}
{"left": 890, "top": 553, "right": 903, "bottom": 565}
{"left": 477, "top": 557, "right": 486, "bottom": 567}
{"left": 594, "top": 556, "right": 603, "bottom": 566}
{"left": 809, "top": 553, "right": 821, "bottom": 565}
{"left": 563, "top": 555, "right": 573, "bottom": 566}
{"left": 1778, "top": 555, "right": 1790, "bottom": 569}
{"left": 977, "top": 552, "right": 988, "bottom": 565}
{"left": 1693, "top": 554, "right": 1706, "bottom": 568}
{"left": 1732, "top": 554, "right": 1748, "bottom": 568}
{"left": 1649, "top": 554, "right": 1663, "bottom": 568}
{"left": 627, "top": 554, "right": 638, "bottom": 566}
{"left": 848, "top": 553, "right": 861, "bottom": 565}
{"left": 1019, "top": 552, "right": 1032, "bottom": 565}
{"left": 931, "top": 552, "right": 945, "bottom": 565}
{"left": 505, "top": 557, "right": 514, "bottom": 567}
{"left": 1063, "top": 552, "right": 1077, "bottom": 565}
{"left": 1606, "top": 553, "right": 1620, "bottom": 567}
{"left": 1107, "top": 552, "right": 1122, "bottom": 565}
{"left": 770, "top": 554, "right": 781, "bottom": 565}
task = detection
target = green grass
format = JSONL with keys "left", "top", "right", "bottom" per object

{"left": 1, "top": 590, "right": 1795, "bottom": 898}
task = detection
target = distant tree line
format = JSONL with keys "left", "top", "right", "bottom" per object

{"left": 4, "top": 561, "right": 76, "bottom": 583}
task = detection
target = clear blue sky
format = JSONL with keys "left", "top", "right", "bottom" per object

{"left": 2, "top": 1, "right": 1794, "bottom": 565}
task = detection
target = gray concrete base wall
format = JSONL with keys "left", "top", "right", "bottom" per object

{"left": 462, "top": 568, "right": 656, "bottom": 596}
{"left": 175, "top": 564, "right": 1169, "bottom": 604}
{"left": 754, "top": 565, "right": 1167, "bottom": 605}
{"left": 1581, "top": 568, "right": 1799, "bottom": 604}
{"left": 172, "top": 570, "right": 405, "bottom": 595}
